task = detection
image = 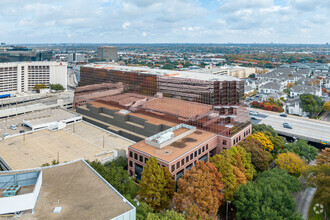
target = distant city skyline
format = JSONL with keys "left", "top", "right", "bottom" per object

{"left": 1, "top": 0, "right": 329, "bottom": 44}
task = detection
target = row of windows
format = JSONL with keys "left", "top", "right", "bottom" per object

{"left": 233, "top": 128, "right": 251, "bottom": 145}
{"left": 171, "top": 144, "right": 209, "bottom": 172}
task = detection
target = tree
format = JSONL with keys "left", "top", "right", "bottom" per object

{"left": 161, "top": 166, "right": 175, "bottom": 208}
{"left": 127, "top": 197, "right": 155, "bottom": 220}
{"left": 210, "top": 150, "right": 238, "bottom": 201}
{"left": 229, "top": 145, "right": 255, "bottom": 180}
{"left": 248, "top": 73, "right": 256, "bottom": 78}
{"left": 300, "top": 94, "right": 323, "bottom": 117}
{"left": 174, "top": 161, "right": 224, "bottom": 219}
{"left": 275, "top": 152, "right": 305, "bottom": 175}
{"left": 252, "top": 124, "right": 277, "bottom": 137}
{"left": 146, "top": 209, "right": 185, "bottom": 220}
{"left": 33, "top": 84, "right": 47, "bottom": 92}
{"left": 88, "top": 160, "right": 137, "bottom": 198}
{"left": 323, "top": 101, "right": 330, "bottom": 112}
{"left": 239, "top": 139, "right": 272, "bottom": 172}
{"left": 247, "top": 132, "right": 274, "bottom": 152}
{"left": 304, "top": 164, "right": 330, "bottom": 211}
{"left": 316, "top": 147, "right": 330, "bottom": 165}
{"left": 139, "top": 157, "right": 170, "bottom": 211}
{"left": 283, "top": 140, "right": 318, "bottom": 163}
{"left": 287, "top": 82, "right": 294, "bottom": 89}
{"left": 234, "top": 169, "right": 301, "bottom": 220}
{"left": 49, "top": 83, "right": 65, "bottom": 91}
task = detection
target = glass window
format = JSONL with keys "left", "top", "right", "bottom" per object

{"left": 186, "top": 156, "right": 189, "bottom": 162}
{"left": 194, "top": 151, "right": 197, "bottom": 157}
{"left": 134, "top": 153, "right": 138, "bottom": 160}
{"left": 190, "top": 153, "right": 193, "bottom": 160}
{"left": 129, "top": 151, "right": 133, "bottom": 158}
{"left": 181, "top": 159, "right": 184, "bottom": 166}
{"left": 139, "top": 155, "right": 143, "bottom": 162}
{"left": 176, "top": 161, "right": 180, "bottom": 169}
{"left": 202, "top": 146, "right": 205, "bottom": 152}
{"left": 198, "top": 149, "right": 201, "bottom": 155}
{"left": 171, "top": 165, "right": 175, "bottom": 172}
{"left": 206, "top": 144, "right": 208, "bottom": 150}
{"left": 129, "top": 161, "right": 133, "bottom": 167}
{"left": 223, "top": 140, "right": 227, "bottom": 145}
{"left": 145, "top": 157, "right": 148, "bottom": 164}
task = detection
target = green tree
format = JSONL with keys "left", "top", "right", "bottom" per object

{"left": 229, "top": 145, "right": 255, "bottom": 180}
{"left": 139, "top": 157, "right": 169, "bottom": 211}
{"left": 282, "top": 140, "right": 318, "bottom": 163}
{"left": 252, "top": 124, "right": 277, "bottom": 137}
{"left": 127, "top": 197, "right": 154, "bottom": 220}
{"left": 248, "top": 73, "right": 256, "bottom": 78}
{"left": 300, "top": 94, "right": 323, "bottom": 117}
{"left": 234, "top": 169, "right": 301, "bottom": 220}
{"left": 211, "top": 150, "right": 238, "bottom": 201}
{"left": 88, "top": 160, "right": 138, "bottom": 198}
{"left": 323, "top": 101, "right": 330, "bottom": 112}
{"left": 146, "top": 210, "right": 185, "bottom": 220}
{"left": 161, "top": 167, "right": 175, "bottom": 209}
{"left": 49, "top": 83, "right": 65, "bottom": 91}
{"left": 275, "top": 152, "right": 305, "bottom": 175}
{"left": 239, "top": 139, "right": 272, "bottom": 172}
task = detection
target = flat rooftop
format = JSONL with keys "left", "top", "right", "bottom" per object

{"left": 24, "top": 108, "right": 79, "bottom": 126}
{"left": 5, "top": 160, "right": 134, "bottom": 219}
{"left": 90, "top": 101, "right": 177, "bottom": 127}
{"left": 0, "top": 121, "right": 133, "bottom": 170}
{"left": 142, "top": 98, "right": 212, "bottom": 119}
{"left": 99, "top": 93, "right": 152, "bottom": 107}
{"left": 83, "top": 63, "right": 241, "bottom": 81}
{"left": 130, "top": 129, "right": 216, "bottom": 163}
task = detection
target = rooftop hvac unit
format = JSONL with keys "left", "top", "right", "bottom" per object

{"left": 155, "top": 132, "right": 174, "bottom": 144}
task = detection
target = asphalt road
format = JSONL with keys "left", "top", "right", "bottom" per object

{"left": 249, "top": 109, "right": 330, "bottom": 143}
{"left": 295, "top": 186, "right": 317, "bottom": 220}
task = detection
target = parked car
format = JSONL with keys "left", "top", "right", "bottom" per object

{"left": 251, "top": 117, "right": 257, "bottom": 120}
{"left": 19, "top": 130, "right": 25, "bottom": 133}
{"left": 3, "top": 133, "right": 9, "bottom": 137}
{"left": 10, "top": 125, "right": 17, "bottom": 130}
{"left": 283, "top": 122, "right": 292, "bottom": 129}
{"left": 280, "top": 114, "right": 287, "bottom": 117}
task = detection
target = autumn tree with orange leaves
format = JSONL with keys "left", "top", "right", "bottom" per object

{"left": 174, "top": 161, "right": 224, "bottom": 220}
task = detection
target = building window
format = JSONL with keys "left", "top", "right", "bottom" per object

{"left": 190, "top": 153, "right": 193, "bottom": 160}
{"left": 186, "top": 156, "right": 189, "bottom": 163}
{"left": 129, "top": 161, "right": 133, "bottom": 167}
{"left": 129, "top": 151, "right": 133, "bottom": 158}
{"left": 145, "top": 157, "right": 148, "bottom": 164}
{"left": 171, "top": 165, "right": 175, "bottom": 172}
{"left": 206, "top": 144, "right": 208, "bottom": 150}
{"left": 181, "top": 159, "right": 184, "bottom": 166}
{"left": 194, "top": 151, "right": 197, "bottom": 157}
{"left": 139, "top": 155, "right": 143, "bottom": 162}
{"left": 233, "top": 139, "right": 235, "bottom": 145}
{"left": 176, "top": 161, "right": 180, "bottom": 169}
{"left": 134, "top": 153, "right": 138, "bottom": 160}
{"left": 223, "top": 140, "right": 227, "bottom": 145}
{"left": 198, "top": 149, "right": 201, "bottom": 155}
{"left": 202, "top": 146, "right": 205, "bottom": 152}
{"left": 239, "top": 136, "right": 241, "bottom": 141}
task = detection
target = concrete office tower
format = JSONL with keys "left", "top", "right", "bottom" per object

{"left": 0, "top": 61, "right": 67, "bottom": 94}
{"left": 97, "top": 46, "right": 118, "bottom": 61}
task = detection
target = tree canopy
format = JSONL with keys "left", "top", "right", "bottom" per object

{"left": 247, "top": 132, "right": 274, "bottom": 152}
{"left": 282, "top": 140, "right": 318, "bottom": 163}
{"left": 252, "top": 124, "right": 277, "bottom": 137}
{"left": 174, "top": 161, "right": 224, "bottom": 219}
{"left": 139, "top": 157, "right": 174, "bottom": 211}
{"left": 234, "top": 169, "right": 301, "bottom": 220}
{"left": 300, "top": 94, "right": 324, "bottom": 117}
{"left": 323, "top": 101, "right": 330, "bottom": 112}
{"left": 239, "top": 139, "right": 272, "bottom": 172}
{"left": 49, "top": 83, "right": 65, "bottom": 91}
{"left": 275, "top": 152, "right": 305, "bottom": 175}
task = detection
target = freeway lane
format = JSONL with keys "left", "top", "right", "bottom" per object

{"left": 249, "top": 108, "right": 330, "bottom": 143}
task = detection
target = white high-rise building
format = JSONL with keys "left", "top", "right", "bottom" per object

{"left": 0, "top": 61, "right": 67, "bottom": 94}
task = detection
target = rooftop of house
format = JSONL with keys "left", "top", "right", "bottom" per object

{"left": 130, "top": 128, "right": 216, "bottom": 163}
{"left": 0, "top": 160, "right": 134, "bottom": 219}
{"left": 82, "top": 63, "right": 241, "bottom": 82}
{"left": 290, "top": 84, "right": 319, "bottom": 93}
{"left": 259, "top": 81, "right": 281, "bottom": 90}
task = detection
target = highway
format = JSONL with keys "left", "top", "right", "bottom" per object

{"left": 249, "top": 108, "right": 330, "bottom": 143}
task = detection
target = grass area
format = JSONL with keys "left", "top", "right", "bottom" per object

{"left": 308, "top": 190, "right": 328, "bottom": 220}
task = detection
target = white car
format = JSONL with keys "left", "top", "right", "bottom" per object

{"left": 10, "top": 125, "right": 17, "bottom": 130}
{"left": 249, "top": 111, "right": 258, "bottom": 115}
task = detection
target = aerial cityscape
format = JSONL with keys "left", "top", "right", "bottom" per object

{"left": 0, "top": 0, "right": 329, "bottom": 220}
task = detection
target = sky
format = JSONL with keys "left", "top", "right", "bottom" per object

{"left": 0, "top": 0, "right": 329, "bottom": 44}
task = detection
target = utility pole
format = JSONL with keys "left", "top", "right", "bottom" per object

{"left": 226, "top": 201, "right": 231, "bottom": 220}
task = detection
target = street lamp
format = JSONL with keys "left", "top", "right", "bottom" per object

{"left": 226, "top": 201, "right": 231, "bottom": 220}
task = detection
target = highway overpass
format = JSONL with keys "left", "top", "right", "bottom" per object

{"left": 248, "top": 108, "right": 330, "bottom": 144}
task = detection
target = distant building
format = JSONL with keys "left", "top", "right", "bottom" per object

{"left": 97, "top": 46, "right": 118, "bottom": 61}
{"left": 290, "top": 84, "right": 322, "bottom": 97}
{"left": 0, "top": 45, "right": 52, "bottom": 62}
{"left": 0, "top": 61, "right": 67, "bottom": 94}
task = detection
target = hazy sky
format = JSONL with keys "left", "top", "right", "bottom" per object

{"left": 0, "top": 0, "right": 329, "bottom": 44}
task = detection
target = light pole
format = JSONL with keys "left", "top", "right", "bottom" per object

{"left": 226, "top": 201, "right": 231, "bottom": 220}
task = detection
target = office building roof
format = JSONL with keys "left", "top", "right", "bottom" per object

{"left": 1, "top": 159, "right": 134, "bottom": 219}
{"left": 83, "top": 63, "right": 241, "bottom": 82}
{"left": 0, "top": 121, "right": 133, "bottom": 170}
{"left": 130, "top": 129, "right": 216, "bottom": 163}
